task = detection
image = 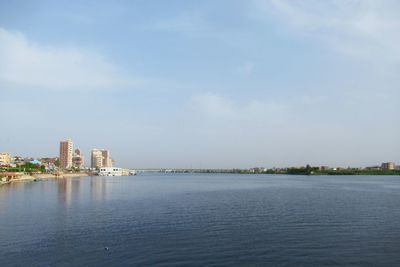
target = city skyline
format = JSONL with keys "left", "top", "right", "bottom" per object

{"left": 1, "top": 0, "right": 399, "bottom": 168}
{"left": 2, "top": 143, "right": 398, "bottom": 171}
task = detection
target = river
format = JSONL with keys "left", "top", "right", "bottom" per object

{"left": 1, "top": 174, "right": 400, "bottom": 266}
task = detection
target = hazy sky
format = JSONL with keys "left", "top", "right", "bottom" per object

{"left": 1, "top": 0, "right": 399, "bottom": 168}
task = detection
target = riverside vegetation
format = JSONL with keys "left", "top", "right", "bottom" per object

{"left": 168, "top": 165, "right": 400, "bottom": 176}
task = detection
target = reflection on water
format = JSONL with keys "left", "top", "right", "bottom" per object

{"left": 90, "top": 176, "right": 107, "bottom": 202}
{"left": 56, "top": 176, "right": 108, "bottom": 207}
{"left": 57, "top": 178, "right": 74, "bottom": 206}
{"left": 1, "top": 174, "right": 400, "bottom": 266}
{"left": 0, "top": 176, "right": 107, "bottom": 213}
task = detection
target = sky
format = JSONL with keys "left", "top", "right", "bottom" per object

{"left": 0, "top": 0, "right": 399, "bottom": 168}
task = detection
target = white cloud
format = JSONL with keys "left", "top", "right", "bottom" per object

{"left": 252, "top": 0, "right": 400, "bottom": 63}
{"left": 0, "top": 27, "right": 137, "bottom": 91}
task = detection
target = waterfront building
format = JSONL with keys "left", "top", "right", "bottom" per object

{"left": 0, "top": 152, "right": 11, "bottom": 166}
{"left": 101, "top": 150, "right": 113, "bottom": 167}
{"left": 72, "top": 148, "right": 84, "bottom": 169}
{"left": 60, "top": 139, "right": 73, "bottom": 169}
{"left": 98, "top": 167, "right": 123, "bottom": 176}
{"left": 381, "top": 162, "right": 395, "bottom": 170}
{"left": 91, "top": 149, "right": 103, "bottom": 169}
{"left": 91, "top": 149, "right": 112, "bottom": 169}
{"left": 40, "top": 157, "right": 58, "bottom": 171}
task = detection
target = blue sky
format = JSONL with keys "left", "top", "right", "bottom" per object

{"left": 1, "top": 0, "right": 399, "bottom": 168}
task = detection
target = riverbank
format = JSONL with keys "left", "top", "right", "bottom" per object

{"left": 34, "top": 172, "right": 89, "bottom": 179}
{"left": 0, "top": 172, "right": 90, "bottom": 185}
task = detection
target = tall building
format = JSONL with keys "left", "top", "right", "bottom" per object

{"left": 91, "top": 149, "right": 113, "bottom": 168}
{"left": 60, "top": 139, "right": 73, "bottom": 169}
{"left": 91, "top": 149, "right": 103, "bottom": 169}
{"left": 381, "top": 162, "right": 395, "bottom": 170}
{"left": 101, "top": 150, "right": 112, "bottom": 167}
{"left": 0, "top": 152, "right": 11, "bottom": 166}
{"left": 72, "top": 148, "right": 84, "bottom": 169}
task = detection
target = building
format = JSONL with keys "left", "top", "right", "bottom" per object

{"left": 60, "top": 139, "right": 73, "bottom": 169}
{"left": 101, "top": 150, "right": 112, "bottom": 167}
{"left": 381, "top": 162, "right": 395, "bottom": 170}
{"left": 72, "top": 148, "right": 84, "bottom": 169}
{"left": 91, "top": 149, "right": 103, "bottom": 169}
{"left": 0, "top": 152, "right": 11, "bottom": 166}
{"left": 98, "top": 167, "right": 123, "bottom": 176}
{"left": 40, "top": 157, "right": 58, "bottom": 171}
{"left": 29, "top": 159, "right": 41, "bottom": 165}
{"left": 91, "top": 149, "right": 112, "bottom": 169}
{"left": 320, "top": 166, "right": 329, "bottom": 171}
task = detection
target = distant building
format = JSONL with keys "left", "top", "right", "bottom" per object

{"left": 320, "top": 166, "right": 329, "bottom": 171}
{"left": 91, "top": 148, "right": 112, "bottom": 169}
{"left": 91, "top": 149, "right": 103, "bottom": 169}
{"left": 40, "top": 157, "right": 58, "bottom": 171}
{"left": 99, "top": 167, "right": 123, "bottom": 176}
{"left": 101, "top": 150, "right": 112, "bottom": 167}
{"left": 365, "top": 166, "right": 380, "bottom": 170}
{"left": 60, "top": 139, "right": 73, "bottom": 169}
{"left": 29, "top": 159, "right": 41, "bottom": 165}
{"left": 381, "top": 162, "right": 395, "bottom": 170}
{"left": 0, "top": 152, "right": 11, "bottom": 166}
{"left": 72, "top": 148, "right": 84, "bottom": 169}
{"left": 12, "top": 156, "right": 25, "bottom": 166}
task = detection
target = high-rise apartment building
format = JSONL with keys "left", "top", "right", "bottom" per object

{"left": 101, "top": 150, "right": 112, "bottom": 167}
{"left": 91, "top": 149, "right": 103, "bottom": 169}
{"left": 381, "top": 162, "right": 395, "bottom": 170}
{"left": 60, "top": 139, "right": 73, "bottom": 169}
{"left": 91, "top": 149, "right": 113, "bottom": 168}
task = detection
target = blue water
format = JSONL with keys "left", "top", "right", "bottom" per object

{"left": 1, "top": 174, "right": 400, "bottom": 266}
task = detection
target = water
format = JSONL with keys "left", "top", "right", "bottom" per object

{"left": 1, "top": 174, "right": 400, "bottom": 266}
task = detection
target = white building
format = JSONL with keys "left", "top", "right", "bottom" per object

{"left": 0, "top": 152, "right": 11, "bottom": 166}
{"left": 98, "top": 167, "right": 123, "bottom": 176}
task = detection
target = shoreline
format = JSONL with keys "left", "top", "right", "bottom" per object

{"left": 0, "top": 172, "right": 90, "bottom": 186}
{"left": 34, "top": 172, "right": 90, "bottom": 179}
